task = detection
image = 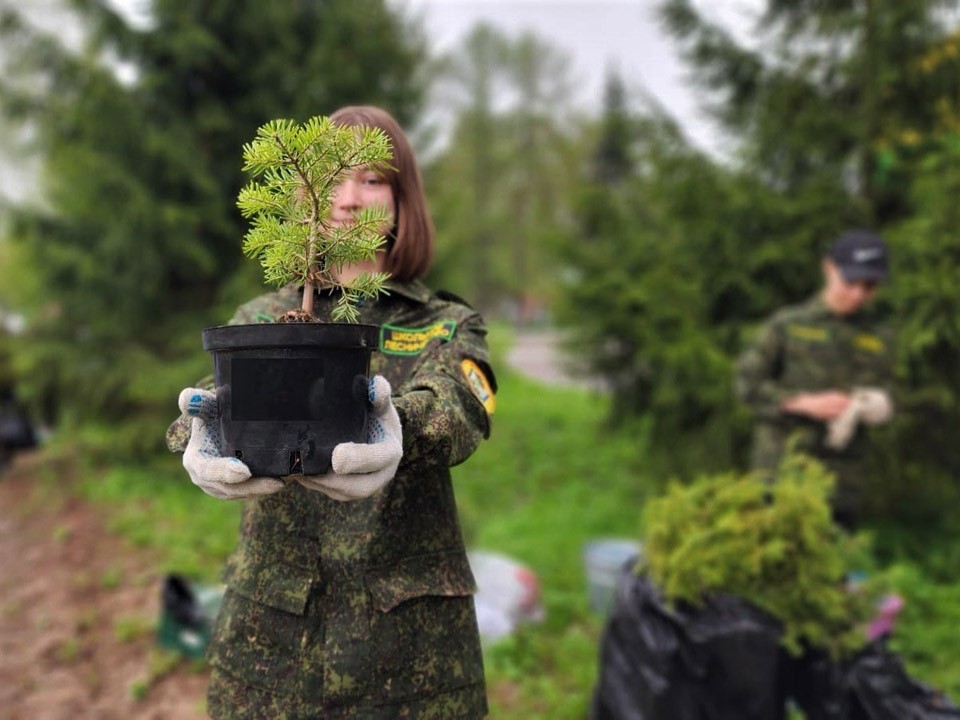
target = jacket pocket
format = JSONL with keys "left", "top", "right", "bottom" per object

{"left": 207, "top": 540, "right": 314, "bottom": 694}
{"left": 220, "top": 536, "right": 316, "bottom": 614}
{"left": 365, "top": 550, "right": 476, "bottom": 612}
{"left": 364, "top": 551, "right": 485, "bottom": 704}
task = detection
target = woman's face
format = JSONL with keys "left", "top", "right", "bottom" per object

{"left": 329, "top": 167, "right": 396, "bottom": 233}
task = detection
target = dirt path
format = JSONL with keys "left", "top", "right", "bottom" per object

{"left": 0, "top": 452, "right": 208, "bottom": 720}
{"left": 505, "top": 329, "right": 605, "bottom": 391}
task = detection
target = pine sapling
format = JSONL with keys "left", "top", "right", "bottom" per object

{"left": 236, "top": 116, "right": 393, "bottom": 323}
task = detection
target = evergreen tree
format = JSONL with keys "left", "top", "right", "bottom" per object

{"left": 660, "top": 0, "right": 960, "bottom": 225}
{"left": 591, "top": 70, "right": 632, "bottom": 186}
{"left": 0, "top": 0, "right": 426, "bottom": 454}
{"left": 557, "top": 72, "right": 766, "bottom": 475}
{"left": 558, "top": 2, "right": 959, "bottom": 483}
{"left": 425, "top": 23, "right": 580, "bottom": 318}
{"left": 868, "top": 135, "right": 960, "bottom": 537}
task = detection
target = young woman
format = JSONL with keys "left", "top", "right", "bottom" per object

{"left": 168, "top": 105, "right": 496, "bottom": 718}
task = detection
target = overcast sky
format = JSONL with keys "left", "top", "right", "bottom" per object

{"left": 1, "top": 1, "right": 757, "bottom": 199}
{"left": 400, "top": 0, "right": 729, "bottom": 152}
{"left": 89, "top": 0, "right": 760, "bottom": 150}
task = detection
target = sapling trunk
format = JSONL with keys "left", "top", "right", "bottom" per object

{"left": 301, "top": 276, "right": 316, "bottom": 316}
{"left": 301, "top": 216, "right": 319, "bottom": 317}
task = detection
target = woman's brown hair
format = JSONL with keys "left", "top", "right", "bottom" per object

{"left": 330, "top": 106, "right": 434, "bottom": 282}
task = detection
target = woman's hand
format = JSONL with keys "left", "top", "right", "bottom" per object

{"left": 781, "top": 390, "right": 852, "bottom": 422}
{"left": 177, "top": 388, "right": 286, "bottom": 500}
{"left": 296, "top": 376, "right": 402, "bottom": 501}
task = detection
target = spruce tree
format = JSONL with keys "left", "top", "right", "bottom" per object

{"left": 557, "top": 71, "right": 768, "bottom": 474}
{"left": 660, "top": 0, "right": 960, "bottom": 226}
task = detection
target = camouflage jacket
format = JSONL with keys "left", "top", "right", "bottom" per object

{"left": 172, "top": 280, "right": 495, "bottom": 718}
{"left": 734, "top": 294, "right": 895, "bottom": 477}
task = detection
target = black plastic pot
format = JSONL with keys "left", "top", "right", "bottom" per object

{"left": 202, "top": 322, "right": 379, "bottom": 477}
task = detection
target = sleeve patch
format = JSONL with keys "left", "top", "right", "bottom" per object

{"left": 380, "top": 321, "right": 457, "bottom": 356}
{"left": 461, "top": 358, "right": 496, "bottom": 415}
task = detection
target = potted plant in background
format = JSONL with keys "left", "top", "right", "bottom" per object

{"left": 641, "top": 453, "right": 880, "bottom": 659}
{"left": 201, "top": 116, "right": 392, "bottom": 477}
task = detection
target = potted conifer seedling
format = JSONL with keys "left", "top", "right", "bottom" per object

{"left": 201, "top": 116, "right": 392, "bottom": 477}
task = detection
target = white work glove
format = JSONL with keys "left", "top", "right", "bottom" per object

{"left": 825, "top": 387, "right": 894, "bottom": 450}
{"left": 854, "top": 387, "right": 894, "bottom": 425}
{"left": 177, "top": 388, "right": 286, "bottom": 500}
{"left": 297, "top": 376, "right": 402, "bottom": 502}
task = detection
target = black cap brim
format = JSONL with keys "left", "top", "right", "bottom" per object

{"left": 839, "top": 265, "right": 888, "bottom": 283}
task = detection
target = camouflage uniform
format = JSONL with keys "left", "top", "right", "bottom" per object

{"left": 734, "top": 294, "right": 895, "bottom": 525}
{"left": 168, "top": 279, "right": 495, "bottom": 719}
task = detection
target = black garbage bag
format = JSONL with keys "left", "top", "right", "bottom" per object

{"left": 781, "top": 645, "right": 849, "bottom": 720}
{"left": 590, "top": 560, "right": 787, "bottom": 720}
{"left": 0, "top": 401, "right": 36, "bottom": 451}
{"left": 844, "top": 639, "right": 960, "bottom": 720}
{"left": 783, "top": 638, "right": 960, "bottom": 720}
{"left": 592, "top": 560, "right": 960, "bottom": 720}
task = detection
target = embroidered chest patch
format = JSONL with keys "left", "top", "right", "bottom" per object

{"left": 379, "top": 321, "right": 457, "bottom": 356}
{"left": 787, "top": 324, "right": 830, "bottom": 343}
{"left": 854, "top": 333, "right": 886, "bottom": 354}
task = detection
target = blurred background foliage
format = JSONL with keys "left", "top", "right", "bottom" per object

{"left": 2, "top": 0, "right": 960, "bottom": 714}
{"left": 0, "top": 0, "right": 426, "bottom": 453}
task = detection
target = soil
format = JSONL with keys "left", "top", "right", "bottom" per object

{"left": 0, "top": 451, "right": 209, "bottom": 720}
{"left": 277, "top": 309, "right": 314, "bottom": 323}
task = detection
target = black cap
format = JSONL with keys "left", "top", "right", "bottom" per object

{"left": 827, "top": 229, "right": 889, "bottom": 283}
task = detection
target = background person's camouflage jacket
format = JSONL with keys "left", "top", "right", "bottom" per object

{"left": 734, "top": 294, "right": 895, "bottom": 524}
{"left": 168, "top": 279, "right": 496, "bottom": 719}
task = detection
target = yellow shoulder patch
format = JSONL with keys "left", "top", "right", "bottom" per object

{"left": 461, "top": 359, "right": 496, "bottom": 415}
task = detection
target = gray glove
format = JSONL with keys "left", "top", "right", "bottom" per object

{"left": 177, "top": 388, "right": 286, "bottom": 500}
{"left": 825, "top": 387, "right": 894, "bottom": 450}
{"left": 296, "top": 376, "right": 403, "bottom": 501}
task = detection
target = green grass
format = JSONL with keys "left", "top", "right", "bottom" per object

{"left": 60, "top": 327, "right": 960, "bottom": 717}
{"left": 452, "top": 369, "right": 649, "bottom": 718}
{"left": 77, "top": 455, "right": 241, "bottom": 580}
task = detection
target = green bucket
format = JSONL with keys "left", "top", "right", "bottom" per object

{"left": 156, "top": 575, "right": 224, "bottom": 660}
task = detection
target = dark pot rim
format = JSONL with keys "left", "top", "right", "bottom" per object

{"left": 202, "top": 322, "right": 379, "bottom": 352}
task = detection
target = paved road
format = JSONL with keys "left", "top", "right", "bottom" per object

{"left": 505, "top": 329, "right": 605, "bottom": 391}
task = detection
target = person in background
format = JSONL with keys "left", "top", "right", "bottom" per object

{"left": 167, "top": 105, "right": 496, "bottom": 719}
{"left": 735, "top": 229, "right": 896, "bottom": 530}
